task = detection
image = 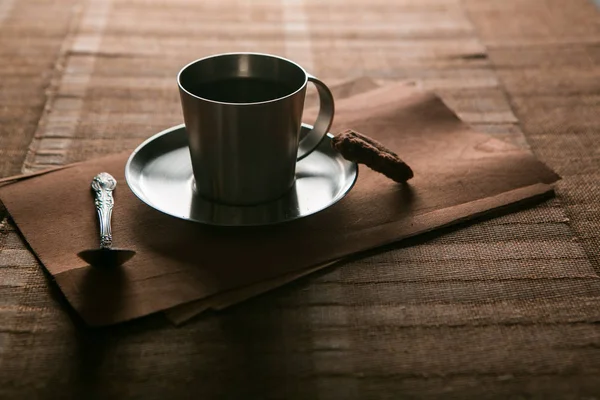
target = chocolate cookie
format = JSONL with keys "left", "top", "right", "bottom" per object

{"left": 331, "top": 129, "right": 413, "bottom": 183}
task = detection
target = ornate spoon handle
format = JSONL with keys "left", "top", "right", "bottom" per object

{"left": 91, "top": 172, "right": 117, "bottom": 249}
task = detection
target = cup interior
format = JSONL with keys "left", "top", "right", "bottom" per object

{"left": 178, "top": 53, "right": 307, "bottom": 104}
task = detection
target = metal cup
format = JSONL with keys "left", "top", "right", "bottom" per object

{"left": 177, "top": 52, "right": 334, "bottom": 205}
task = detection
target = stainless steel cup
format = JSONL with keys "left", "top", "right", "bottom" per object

{"left": 177, "top": 52, "right": 334, "bottom": 205}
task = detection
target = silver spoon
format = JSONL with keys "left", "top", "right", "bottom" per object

{"left": 77, "top": 172, "right": 136, "bottom": 267}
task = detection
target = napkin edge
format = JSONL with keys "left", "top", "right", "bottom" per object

{"left": 163, "top": 182, "right": 556, "bottom": 326}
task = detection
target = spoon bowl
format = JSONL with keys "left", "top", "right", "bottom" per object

{"left": 78, "top": 248, "right": 136, "bottom": 268}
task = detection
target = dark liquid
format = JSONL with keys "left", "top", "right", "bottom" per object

{"left": 188, "top": 77, "right": 295, "bottom": 103}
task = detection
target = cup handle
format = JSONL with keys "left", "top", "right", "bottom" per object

{"left": 297, "top": 74, "right": 335, "bottom": 160}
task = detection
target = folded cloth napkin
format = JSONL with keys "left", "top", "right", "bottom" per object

{"left": 0, "top": 81, "right": 559, "bottom": 327}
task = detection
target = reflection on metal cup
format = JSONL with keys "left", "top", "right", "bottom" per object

{"left": 177, "top": 52, "right": 335, "bottom": 205}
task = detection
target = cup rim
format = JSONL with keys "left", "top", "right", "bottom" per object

{"left": 177, "top": 52, "right": 309, "bottom": 106}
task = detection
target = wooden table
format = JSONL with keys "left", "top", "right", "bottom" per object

{"left": 1, "top": 0, "right": 599, "bottom": 398}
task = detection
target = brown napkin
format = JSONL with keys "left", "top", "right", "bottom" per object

{"left": 167, "top": 80, "right": 559, "bottom": 325}
{"left": 0, "top": 82, "right": 559, "bottom": 327}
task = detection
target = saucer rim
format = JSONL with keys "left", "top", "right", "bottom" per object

{"left": 124, "top": 123, "right": 358, "bottom": 227}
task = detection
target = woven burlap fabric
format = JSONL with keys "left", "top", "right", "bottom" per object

{"left": 1, "top": 0, "right": 599, "bottom": 398}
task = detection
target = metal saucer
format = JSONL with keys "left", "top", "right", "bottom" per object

{"left": 125, "top": 124, "right": 358, "bottom": 226}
